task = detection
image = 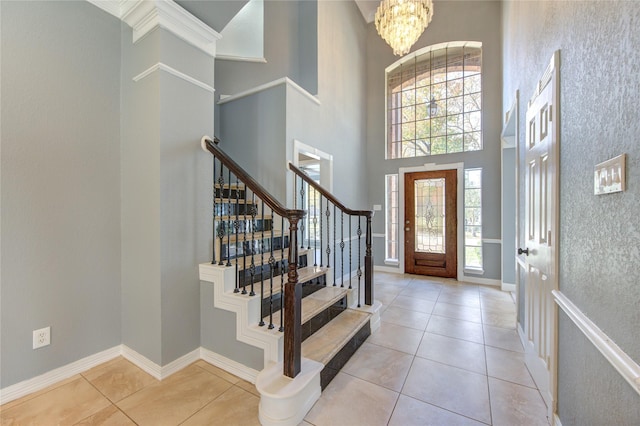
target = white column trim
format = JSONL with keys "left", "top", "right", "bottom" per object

{"left": 553, "top": 290, "right": 640, "bottom": 396}
{"left": 132, "top": 62, "right": 215, "bottom": 93}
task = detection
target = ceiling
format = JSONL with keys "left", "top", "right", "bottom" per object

{"left": 354, "top": 0, "right": 379, "bottom": 23}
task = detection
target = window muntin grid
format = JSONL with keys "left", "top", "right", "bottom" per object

{"left": 386, "top": 45, "right": 482, "bottom": 159}
{"left": 385, "top": 174, "right": 399, "bottom": 262}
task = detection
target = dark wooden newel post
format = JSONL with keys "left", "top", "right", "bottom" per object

{"left": 284, "top": 213, "right": 304, "bottom": 378}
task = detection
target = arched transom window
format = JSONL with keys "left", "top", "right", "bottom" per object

{"left": 386, "top": 42, "right": 482, "bottom": 159}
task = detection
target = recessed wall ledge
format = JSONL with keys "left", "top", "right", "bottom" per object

{"left": 218, "top": 77, "right": 321, "bottom": 106}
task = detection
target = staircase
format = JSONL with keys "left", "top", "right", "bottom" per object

{"left": 198, "top": 137, "right": 380, "bottom": 426}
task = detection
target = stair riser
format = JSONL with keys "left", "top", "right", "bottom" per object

{"left": 302, "top": 297, "right": 347, "bottom": 342}
{"left": 259, "top": 278, "right": 327, "bottom": 317}
{"left": 237, "top": 254, "right": 307, "bottom": 286}
{"left": 320, "top": 321, "right": 371, "bottom": 390}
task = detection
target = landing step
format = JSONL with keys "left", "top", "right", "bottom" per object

{"left": 302, "top": 309, "right": 370, "bottom": 365}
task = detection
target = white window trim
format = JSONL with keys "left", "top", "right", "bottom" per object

{"left": 398, "top": 162, "right": 464, "bottom": 279}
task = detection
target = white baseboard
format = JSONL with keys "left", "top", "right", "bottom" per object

{"left": 1, "top": 345, "right": 259, "bottom": 405}
{"left": 553, "top": 413, "right": 563, "bottom": 426}
{"left": 374, "top": 265, "right": 402, "bottom": 273}
{"left": 120, "top": 345, "right": 203, "bottom": 380}
{"left": 200, "top": 347, "right": 260, "bottom": 384}
{"left": 460, "top": 275, "right": 501, "bottom": 286}
{"left": 501, "top": 282, "right": 516, "bottom": 292}
{"left": 0, "top": 345, "right": 121, "bottom": 405}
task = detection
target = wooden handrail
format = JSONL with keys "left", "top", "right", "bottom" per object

{"left": 203, "top": 137, "right": 306, "bottom": 220}
{"left": 289, "top": 163, "right": 373, "bottom": 218}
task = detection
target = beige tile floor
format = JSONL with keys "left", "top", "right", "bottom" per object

{"left": 0, "top": 273, "right": 549, "bottom": 426}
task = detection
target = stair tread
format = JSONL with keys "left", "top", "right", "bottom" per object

{"left": 231, "top": 264, "right": 329, "bottom": 298}
{"left": 302, "top": 309, "right": 370, "bottom": 365}
{"left": 261, "top": 286, "right": 349, "bottom": 326}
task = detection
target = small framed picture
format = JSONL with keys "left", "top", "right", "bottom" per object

{"left": 594, "top": 154, "right": 626, "bottom": 195}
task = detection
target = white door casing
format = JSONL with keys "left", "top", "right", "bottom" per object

{"left": 520, "top": 50, "right": 560, "bottom": 420}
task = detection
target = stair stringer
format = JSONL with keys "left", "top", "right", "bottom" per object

{"left": 199, "top": 262, "right": 283, "bottom": 368}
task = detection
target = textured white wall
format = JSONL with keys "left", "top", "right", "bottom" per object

{"left": 502, "top": 1, "right": 640, "bottom": 423}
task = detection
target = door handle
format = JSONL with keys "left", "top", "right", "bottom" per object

{"left": 518, "top": 248, "right": 529, "bottom": 256}
{"left": 405, "top": 227, "right": 410, "bottom": 231}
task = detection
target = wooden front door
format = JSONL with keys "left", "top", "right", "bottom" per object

{"left": 520, "top": 51, "right": 559, "bottom": 418}
{"left": 405, "top": 170, "right": 457, "bottom": 278}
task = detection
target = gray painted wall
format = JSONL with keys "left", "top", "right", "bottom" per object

{"left": 365, "top": 1, "right": 503, "bottom": 281}
{"left": 176, "top": 0, "right": 249, "bottom": 33}
{"left": 120, "top": 27, "right": 214, "bottom": 365}
{"left": 0, "top": 1, "right": 122, "bottom": 387}
{"left": 502, "top": 1, "right": 640, "bottom": 423}
{"left": 502, "top": 147, "right": 516, "bottom": 285}
{"left": 200, "top": 282, "right": 263, "bottom": 370}
{"left": 215, "top": 1, "right": 315, "bottom": 99}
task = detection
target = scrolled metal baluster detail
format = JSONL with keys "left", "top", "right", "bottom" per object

{"left": 300, "top": 183, "right": 305, "bottom": 249}
{"left": 357, "top": 217, "right": 362, "bottom": 307}
{"left": 349, "top": 216, "right": 352, "bottom": 290}
{"left": 333, "top": 204, "right": 338, "bottom": 287}
{"left": 249, "top": 194, "right": 257, "bottom": 297}
{"left": 226, "top": 168, "right": 232, "bottom": 266}
{"left": 307, "top": 184, "right": 311, "bottom": 250}
{"left": 212, "top": 156, "right": 217, "bottom": 264}
{"left": 268, "top": 254, "right": 275, "bottom": 329}
{"left": 325, "top": 202, "right": 331, "bottom": 268}
{"left": 259, "top": 200, "right": 265, "bottom": 303}
{"left": 217, "top": 169, "right": 226, "bottom": 266}
{"left": 234, "top": 175, "right": 241, "bottom": 293}
{"left": 319, "top": 196, "right": 323, "bottom": 268}
{"left": 279, "top": 217, "right": 285, "bottom": 332}
{"left": 340, "top": 212, "right": 344, "bottom": 288}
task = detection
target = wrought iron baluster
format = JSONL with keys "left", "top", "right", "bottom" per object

{"left": 349, "top": 215, "right": 352, "bottom": 289}
{"left": 234, "top": 175, "right": 241, "bottom": 293}
{"left": 307, "top": 183, "right": 311, "bottom": 250}
{"left": 280, "top": 217, "right": 285, "bottom": 332}
{"left": 300, "top": 180, "right": 305, "bottom": 249}
{"left": 313, "top": 188, "right": 317, "bottom": 267}
{"left": 333, "top": 204, "right": 338, "bottom": 287}
{"left": 357, "top": 217, "right": 363, "bottom": 307}
{"left": 212, "top": 156, "right": 217, "bottom": 264}
{"left": 242, "top": 186, "right": 248, "bottom": 294}
{"left": 326, "top": 202, "right": 331, "bottom": 269}
{"left": 268, "top": 213, "right": 275, "bottom": 329}
{"left": 340, "top": 212, "right": 344, "bottom": 288}
{"left": 319, "top": 196, "right": 323, "bottom": 267}
{"left": 226, "top": 168, "right": 232, "bottom": 266}
{"left": 249, "top": 192, "right": 257, "bottom": 297}
{"left": 260, "top": 200, "right": 265, "bottom": 305}
{"left": 217, "top": 165, "right": 226, "bottom": 266}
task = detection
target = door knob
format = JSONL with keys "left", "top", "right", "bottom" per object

{"left": 518, "top": 248, "right": 529, "bottom": 256}
{"left": 405, "top": 227, "right": 410, "bottom": 231}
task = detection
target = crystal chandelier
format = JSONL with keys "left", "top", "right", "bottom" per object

{"left": 374, "top": 0, "right": 434, "bottom": 56}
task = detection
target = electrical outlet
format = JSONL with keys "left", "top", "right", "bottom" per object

{"left": 33, "top": 326, "right": 50, "bottom": 349}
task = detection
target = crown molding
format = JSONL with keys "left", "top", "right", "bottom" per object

{"left": 87, "top": 0, "right": 221, "bottom": 58}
